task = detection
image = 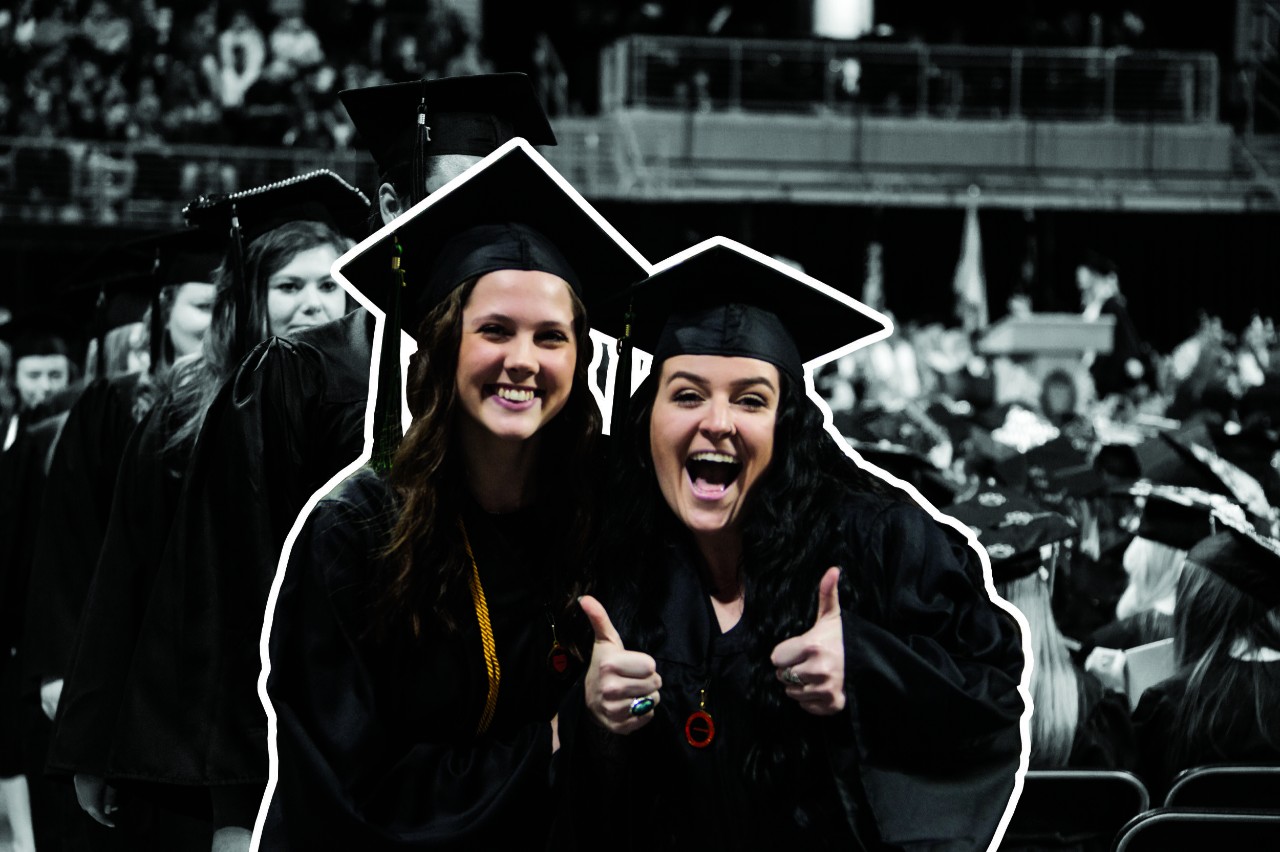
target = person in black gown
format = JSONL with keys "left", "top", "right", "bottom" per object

{"left": 135, "top": 79, "right": 562, "bottom": 848}
{"left": 948, "top": 486, "right": 1135, "bottom": 770}
{"left": 1081, "top": 484, "right": 1234, "bottom": 686}
{"left": 1133, "top": 509, "right": 1280, "bottom": 802}
{"left": 568, "top": 241, "right": 1027, "bottom": 851}
{"left": 14, "top": 234, "right": 218, "bottom": 852}
{"left": 47, "top": 172, "right": 369, "bottom": 849}
{"left": 260, "top": 144, "right": 648, "bottom": 849}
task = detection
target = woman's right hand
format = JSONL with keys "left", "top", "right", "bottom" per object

{"left": 1084, "top": 646, "right": 1128, "bottom": 694}
{"left": 73, "top": 773, "right": 118, "bottom": 828}
{"left": 580, "top": 596, "right": 661, "bottom": 735}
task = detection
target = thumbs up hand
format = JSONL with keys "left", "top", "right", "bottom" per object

{"left": 580, "top": 595, "right": 662, "bottom": 734}
{"left": 769, "top": 567, "right": 846, "bottom": 716}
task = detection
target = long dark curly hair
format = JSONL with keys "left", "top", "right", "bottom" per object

{"left": 597, "top": 363, "right": 907, "bottom": 792}
{"left": 375, "top": 277, "right": 601, "bottom": 640}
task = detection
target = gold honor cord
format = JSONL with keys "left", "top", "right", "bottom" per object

{"left": 459, "top": 520, "right": 501, "bottom": 736}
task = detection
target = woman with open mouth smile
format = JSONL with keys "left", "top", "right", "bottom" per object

{"left": 563, "top": 239, "right": 1028, "bottom": 851}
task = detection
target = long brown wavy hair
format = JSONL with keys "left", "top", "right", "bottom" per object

{"left": 376, "top": 276, "right": 601, "bottom": 638}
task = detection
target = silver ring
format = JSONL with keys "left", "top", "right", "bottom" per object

{"left": 628, "top": 695, "right": 655, "bottom": 717}
{"left": 782, "top": 667, "right": 805, "bottom": 686}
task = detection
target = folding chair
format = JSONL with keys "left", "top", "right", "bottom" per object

{"left": 1163, "top": 764, "right": 1280, "bottom": 809}
{"left": 999, "top": 770, "right": 1149, "bottom": 851}
{"left": 1113, "top": 808, "right": 1280, "bottom": 851}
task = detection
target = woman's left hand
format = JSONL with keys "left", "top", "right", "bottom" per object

{"left": 770, "top": 566, "right": 846, "bottom": 716}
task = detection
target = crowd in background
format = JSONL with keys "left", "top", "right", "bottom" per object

{"left": 0, "top": 0, "right": 491, "bottom": 148}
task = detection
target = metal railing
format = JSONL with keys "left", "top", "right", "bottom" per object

{"left": 600, "top": 36, "right": 1220, "bottom": 123}
{"left": 0, "top": 120, "right": 631, "bottom": 230}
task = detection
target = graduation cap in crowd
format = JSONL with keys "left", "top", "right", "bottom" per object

{"left": 946, "top": 485, "right": 1077, "bottom": 584}
{"left": 846, "top": 440, "right": 961, "bottom": 508}
{"left": 1127, "top": 481, "right": 1242, "bottom": 552}
{"left": 183, "top": 169, "right": 371, "bottom": 364}
{"left": 0, "top": 309, "right": 79, "bottom": 367}
{"left": 599, "top": 237, "right": 892, "bottom": 439}
{"left": 1186, "top": 507, "right": 1280, "bottom": 608}
{"left": 339, "top": 73, "right": 556, "bottom": 206}
{"left": 332, "top": 140, "right": 650, "bottom": 469}
{"left": 1099, "top": 425, "right": 1272, "bottom": 521}
{"left": 62, "top": 227, "right": 224, "bottom": 377}
{"left": 995, "top": 434, "right": 1107, "bottom": 505}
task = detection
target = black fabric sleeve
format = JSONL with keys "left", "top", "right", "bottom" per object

{"left": 835, "top": 503, "right": 1027, "bottom": 851}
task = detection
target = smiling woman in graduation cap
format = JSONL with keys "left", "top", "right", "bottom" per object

{"left": 566, "top": 239, "right": 1027, "bottom": 851}
{"left": 260, "top": 143, "right": 647, "bottom": 850}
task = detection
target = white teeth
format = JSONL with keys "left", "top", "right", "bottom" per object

{"left": 689, "top": 451, "right": 737, "bottom": 464}
{"left": 496, "top": 387, "right": 535, "bottom": 402}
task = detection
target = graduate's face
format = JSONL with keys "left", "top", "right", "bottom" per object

{"left": 649, "top": 355, "right": 778, "bottom": 539}
{"left": 14, "top": 354, "right": 70, "bottom": 409}
{"left": 265, "top": 244, "right": 347, "bottom": 337}
{"left": 455, "top": 269, "right": 577, "bottom": 445}
{"left": 167, "top": 282, "right": 215, "bottom": 358}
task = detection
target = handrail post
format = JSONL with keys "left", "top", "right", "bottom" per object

{"left": 917, "top": 44, "right": 929, "bottom": 116}
{"left": 730, "top": 39, "right": 742, "bottom": 110}
{"left": 1010, "top": 48, "right": 1023, "bottom": 118}
{"left": 1103, "top": 50, "right": 1116, "bottom": 121}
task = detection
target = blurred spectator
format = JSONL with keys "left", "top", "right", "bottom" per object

{"left": 81, "top": 0, "right": 132, "bottom": 61}
{"left": 446, "top": 35, "right": 494, "bottom": 79}
{"left": 215, "top": 10, "right": 265, "bottom": 109}
{"left": 269, "top": 13, "right": 324, "bottom": 73}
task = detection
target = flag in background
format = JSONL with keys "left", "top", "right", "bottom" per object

{"left": 954, "top": 190, "right": 988, "bottom": 332}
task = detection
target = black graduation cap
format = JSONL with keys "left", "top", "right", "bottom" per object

{"left": 946, "top": 486, "right": 1077, "bottom": 583}
{"left": 182, "top": 169, "right": 371, "bottom": 362}
{"left": 0, "top": 310, "right": 79, "bottom": 364}
{"left": 846, "top": 440, "right": 961, "bottom": 508}
{"left": 995, "top": 435, "right": 1106, "bottom": 503}
{"left": 603, "top": 238, "right": 892, "bottom": 381}
{"left": 182, "top": 169, "right": 371, "bottom": 245}
{"left": 339, "top": 73, "right": 557, "bottom": 180}
{"left": 333, "top": 139, "right": 650, "bottom": 470}
{"left": 1128, "top": 481, "right": 1238, "bottom": 552}
{"left": 1099, "top": 425, "right": 1272, "bottom": 520}
{"left": 1187, "top": 508, "right": 1280, "bottom": 608}
{"left": 335, "top": 142, "right": 649, "bottom": 337}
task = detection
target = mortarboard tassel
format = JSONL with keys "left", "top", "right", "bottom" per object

{"left": 148, "top": 247, "right": 166, "bottom": 374}
{"left": 228, "top": 204, "right": 250, "bottom": 363}
{"left": 91, "top": 286, "right": 108, "bottom": 380}
{"left": 371, "top": 237, "right": 406, "bottom": 473}
{"left": 148, "top": 288, "right": 166, "bottom": 375}
{"left": 410, "top": 92, "right": 430, "bottom": 207}
{"left": 609, "top": 300, "right": 636, "bottom": 445}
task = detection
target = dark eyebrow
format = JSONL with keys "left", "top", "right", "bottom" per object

{"left": 470, "top": 313, "right": 572, "bottom": 329}
{"left": 665, "top": 370, "right": 777, "bottom": 393}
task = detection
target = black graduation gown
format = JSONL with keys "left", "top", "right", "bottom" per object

{"left": 1066, "top": 666, "right": 1136, "bottom": 770}
{"left": 94, "top": 309, "right": 373, "bottom": 789}
{"left": 561, "top": 494, "right": 1026, "bottom": 852}
{"left": 1132, "top": 660, "right": 1280, "bottom": 802}
{"left": 262, "top": 467, "right": 580, "bottom": 850}
{"left": 46, "top": 397, "right": 191, "bottom": 790}
{"left": 21, "top": 373, "right": 146, "bottom": 691}
{"left": 0, "top": 406, "right": 73, "bottom": 775}
{"left": 1090, "top": 295, "right": 1156, "bottom": 397}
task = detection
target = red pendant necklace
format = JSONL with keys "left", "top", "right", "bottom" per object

{"left": 684, "top": 685, "right": 715, "bottom": 748}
